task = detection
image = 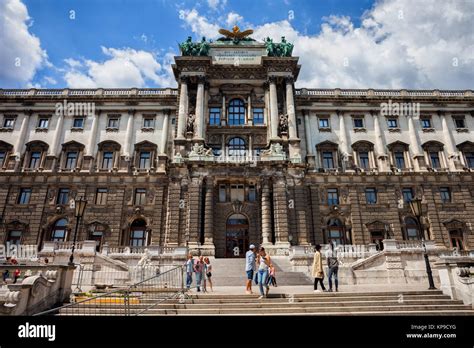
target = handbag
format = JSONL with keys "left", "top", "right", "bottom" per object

{"left": 254, "top": 272, "right": 259, "bottom": 285}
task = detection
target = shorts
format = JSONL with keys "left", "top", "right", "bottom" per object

{"left": 246, "top": 270, "right": 254, "bottom": 280}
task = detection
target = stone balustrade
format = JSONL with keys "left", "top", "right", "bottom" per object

{"left": 435, "top": 255, "right": 474, "bottom": 305}
{"left": 0, "top": 88, "right": 178, "bottom": 97}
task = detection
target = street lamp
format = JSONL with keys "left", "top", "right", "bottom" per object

{"left": 68, "top": 196, "right": 87, "bottom": 266}
{"left": 409, "top": 198, "right": 436, "bottom": 290}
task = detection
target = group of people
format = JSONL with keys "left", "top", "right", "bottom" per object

{"left": 245, "top": 244, "right": 277, "bottom": 299}
{"left": 312, "top": 244, "right": 339, "bottom": 292}
{"left": 185, "top": 255, "right": 213, "bottom": 292}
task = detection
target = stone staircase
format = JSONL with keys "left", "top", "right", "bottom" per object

{"left": 58, "top": 290, "right": 474, "bottom": 316}
{"left": 208, "top": 257, "right": 312, "bottom": 286}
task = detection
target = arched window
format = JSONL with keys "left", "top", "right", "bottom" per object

{"left": 327, "top": 218, "right": 345, "bottom": 245}
{"left": 228, "top": 137, "right": 246, "bottom": 156}
{"left": 228, "top": 99, "right": 245, "bottom": 125}
{"left": 404, "top": 217, "right": 420, "bottom": 240}
{"left": 130, "top": 219, "right": 147, "bottom": 247}
{"left": 51, "top": 218, "right": 68, "bottom": 242}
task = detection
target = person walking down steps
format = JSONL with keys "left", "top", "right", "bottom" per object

{"left": 312, "top": 244, "right": 326, "bottom": 292}
{"left": 327, "top": 243, "right": 339, "bottom": 292}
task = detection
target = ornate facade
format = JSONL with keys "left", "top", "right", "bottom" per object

{"left": 0, "top": 34, "right": 473, "bottom": 257}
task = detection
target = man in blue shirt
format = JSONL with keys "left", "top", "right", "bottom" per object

{"left": 245, "top": 244, "right": 257, "bottom": 294}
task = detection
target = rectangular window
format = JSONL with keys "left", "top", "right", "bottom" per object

{"left": 130, "top": 229, "right": 146, "bottom": 247}
{"left": 466, "top": 152, "right": 474, "bottom": 168}
{"left": 134, "top": 188, "right": 147, "bottom": 205}
{"left": 209, "top": 108, "right": 221, "bottom": 125}
{"left": 353, "top": 118, "right": 364, "bottom": 128}
{"left": 440, "top": 187, "right": 451, "bottom": 203}
{"left": 454, "top": 117, "right": 466, "bottom": 129}
{"left": 65, "top": 151, "right": 78, "bottom": 169}
{"left": 248, "top": 185, "right": 256, "bottom": 202}
{"left": 29, "top": 151, "right": 41, "bottom": 169}
{"left": 57, "top": 188, "right": 70, "bottom": 205}
{"left": 252, "top": 108, "right": 264, "bottom": 125}
{"left": 143, "top": 117, "right": 155, "bottom": 128}
{"left": 73, "top": 118, "right": 84, "bottom": 128}
{"left": 387, "top": 118, "right": 398, "bottom": 128}
{"left": 102, "top": 151, "right": 113, "bottom": 169}
{"left": 3, "top": 118, "right": 15, "bottom": 128}
{"left": 359, "top": 152, "right": 370, "bottom": 169}
{"left": 430, "top": 152, "right": 441, "bottom": 168}
{"left": 319, "top": 118, "right": 330, "bottom": 128}
{"left": 107, "top": 117, "right": 119, "bottom": 129}
{"left": 322, "top": 152, "right": 334, "bottom": 169}
{"left": 365, "top": 188, "right": 377, "bottom": 204}
{"left": 6, "top": 230, "right": 22, "bottom": 244}
{"left": 230, "top": 184, "right": 245, "bottom": 202}
{"left": 18, "top": 188, "right": 32, "bottom": 204}
{"left": 96, "top": 188, "right": 108, "bottom": 205}
{"left": 0, "top": 151, "right": 6, "bottom": 167}
{"left": 421, "top": 118, "right": 432, "bottom": 128}
{"left": 139, "top": 151, "right": 151, "bottom": 169}
{"left": 402, "top": 188, "right": 413, "bottom": 203}
{"left": 394, "top": 151, "right": 405, "bottom": 169}
{"left": 327, "top": 188, "right": 339, "bottom": 205}
{"left": 38, "top": 118, "right": 49, "bottom": 129}
{"left": 219, "top": 184, "right": 226, "bottom": 202}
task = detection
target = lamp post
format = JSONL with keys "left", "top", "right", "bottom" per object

{"left": 409, "top": 198, "right": 436, "bottom": 290}
{"left": 68, "top": 196, "right": 87, "bottom": 266}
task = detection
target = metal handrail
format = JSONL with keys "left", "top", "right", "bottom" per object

{"left": 34, "top": 265, "right": 185, "bottom": 316}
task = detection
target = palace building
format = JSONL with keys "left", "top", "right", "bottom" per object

{"left": 0, "top": 28, "right": 473, "bottom": 258}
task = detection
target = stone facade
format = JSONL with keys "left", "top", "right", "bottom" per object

{"left": 0, "top": 38, "right": 473, "bottom": 258}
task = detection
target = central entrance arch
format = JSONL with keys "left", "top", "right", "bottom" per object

{"left": 225, "top": 213, "right": 249, "bottom": 258}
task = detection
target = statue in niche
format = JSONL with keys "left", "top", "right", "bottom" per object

{"left": 279, "top": 113, "right": 288, "bottom": 134}
{"left": 186, "top": 113, "right": 195, "bottom": 134}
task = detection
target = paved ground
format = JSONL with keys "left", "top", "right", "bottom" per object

{"left": 192, "top": 284, "right": 431, "bottom": 295}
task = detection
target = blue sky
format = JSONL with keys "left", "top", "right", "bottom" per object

{"left": 1, "top": 0, "right": 473, "bottom": 89}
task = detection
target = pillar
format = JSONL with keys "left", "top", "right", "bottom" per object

{"left": 440, "top": 112, "right": 459, "bottom": 171}
{"left": 372, "top": 111, "right": 388, "bottom": 172}
{"left": 176, "top": 76, "right": 188, "bottom": 139}
{"left": 50, "top": 111, "right": 64, "bottom": 157}
{"left": 86, "top": 111, "right": 100, "bottom": 157}
{"left": 160, "top": 110, "right": 170, "bottom": 154}
{"left": 268, "top": 77, "right": 279, "bottom": 140}
{"left": 14, "top": 111, "right": 30, "bottom": 158}
{"left": 261, "top": 180, "right": 272, "bottom": 245}
{"left": 273, "top": 179, "right": 290, "bottom": 247}
{"left": 123, "top": 109, "right": 135, "bottom": 157}
{"left": 204, "top": 180, "right": 214, "bottom": 246}
{"left": 194, "top": 76, "right": 205, "bottom": 141}
{"left": 407, "top": 114, "right": 425, "bottom": 171}
{"left": 285, "top": 77, "right": 297, "bottom": 140}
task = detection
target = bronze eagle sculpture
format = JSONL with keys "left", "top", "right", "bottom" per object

{"left": 218, "top": 25, "right": 253, "bottom": 40}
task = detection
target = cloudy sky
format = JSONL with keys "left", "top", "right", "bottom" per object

{"left": 0, "top": 0, "right": 473, "bottom": 89}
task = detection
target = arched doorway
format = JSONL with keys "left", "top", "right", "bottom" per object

{"left": 225, "top": 213, "right": 249, "bottom": 258}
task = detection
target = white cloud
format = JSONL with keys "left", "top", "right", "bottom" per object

{"left": 0, "top": 0, "right": 49, "bottom": 87}
{"left": 43, "top": 76, "right": 57, "bottom": 85}
{"left": 63, "top": 46, "right": 175, "bottom": 88}
{"left": 207, "top": 0, "right": 227, "bottom": 11}
{"left": 179, "top": 0, "right": 474, "bottom": 89}
{"left": 226, "top": 12, "right": 243, "bottom": 27}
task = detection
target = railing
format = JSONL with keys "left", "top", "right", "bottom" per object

{"left": 395, "top": 240, "right": 423, "bottom": 250}
{"left": 294, "top": 89, "right": 472, "bottom": 97}
{"left": 35, "top": 265, "right": 185, "bottom": 316}
{"left": 0, "top": 88, "right": 178, "bottom": 97}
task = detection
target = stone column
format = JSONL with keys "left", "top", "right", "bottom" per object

{"left": 407, "top": 115, "right": 425, "bottom": 171}
{"left": 204, "top": 179, "right": 214, "bottom": 248}
{"left": 248, "top": 135, "right": 253, "bottom": 160}
{"left": 372, "top": 111, "right": 388, "bottom": 172}
{"left": 160, "top": 110, "right": 170, "bottom": 154}
{"left": 176, "top": 77, "right": 188, "bottom": 139}
{"left": 246, "top": 95, "right": 251, "bottom": 125}
{"left": 285, "top": 77, "right": 297, "bottom": 140}
{"left": 221, "top": 93, "right": 226, "bottom": 126}
{"left": 261, "top": 180, "right": 272, "bottom": 245}
{"left": 187, "top": 178, "right": 202, "bottom": 250}
{"left": 440, "top": 112, "right": 459, "bottom": 171}
{"left": 14, "top": 111, "right": 30, "bottom": 158}
{"left": 50, "top": 111, "right": 64, "bottom": 157}
{"left": 268, "top": 77, "right": 280, "bottom": 140}
{"left": 194, "top": 76, "right": 205, "bottom": 141}
{"left": 123, "top": 109, "right": 135, "bottom": 157}
{"left": 304, "top": 110, "right": 316, "bottom": 168}
{"left": 273, "top": 179, "right": 290, "bottom": 247}
{"left": 86, "top": 111, "right": 100, "bottom": 157}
